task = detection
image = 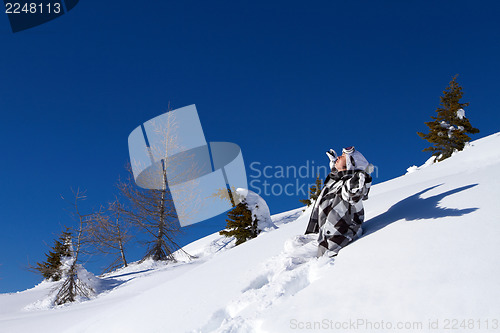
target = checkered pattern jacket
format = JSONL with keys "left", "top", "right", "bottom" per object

{"left": 305, "top": 169, "right": 372, "bottom": 257}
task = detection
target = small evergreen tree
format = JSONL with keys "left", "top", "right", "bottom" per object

{"left": 418, "top": 75, "right": 480, "bottom": 161}
{"left": 219, "top": 202, "right": 259, "bottom": 246}
{"left": 35, "top": 229, "right": 72, "bottom": 281}
{"left": 299, "top": 175, "right": 323, "bottom": 207}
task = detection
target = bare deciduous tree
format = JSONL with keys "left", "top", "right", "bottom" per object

{"left": 87, "top": 198, "right": 131, "bottom": 274}
{"left": 118, "top": 167, "right": 193, "bottom": 262}
{"left": 124, "top": 106, "right": 203, "bottom": 262}
{"left": 130, "top": 106, "right": 204, "bottom": 224}
{"left": 53, "top": 188, "right": 98, "bottom": 306}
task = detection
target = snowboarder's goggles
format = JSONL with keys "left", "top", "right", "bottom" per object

{"left": 342, "top": 146, "right": 355, "bottom": 154}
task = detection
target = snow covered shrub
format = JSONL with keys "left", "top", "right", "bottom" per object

{"left": 217, "top": 187, "right": 275, "bottom": 246}
{"left": 219, "top": 202, "right": 259, "bottom": 246}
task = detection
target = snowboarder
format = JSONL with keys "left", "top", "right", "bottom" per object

{"left": 305, "top": 146, "right": 372, "bottom": 257}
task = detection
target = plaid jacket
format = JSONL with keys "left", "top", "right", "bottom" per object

{"left": 305, "top": 170, "right": 372, "bottom": 257}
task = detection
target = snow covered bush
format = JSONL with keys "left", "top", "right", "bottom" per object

{"left": 218, "top": 188, "right": 275, "bottom": 246}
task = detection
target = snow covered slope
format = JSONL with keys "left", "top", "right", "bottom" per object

{"left": 1, "top": 133, "right": 500, "bottom": 333}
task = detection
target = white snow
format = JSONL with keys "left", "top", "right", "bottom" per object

{"left": 438, "top": 109, "right": 467, "bottom": 139}
{"left": 440, "top": 120, "right": 450, "bottom": 128}
{"left": 406, "top": 155, "right": 437, "bottom": 174}
{"left": 234, "top": 188, "right": 276, "bottom": 231}
{"left": 2, "top": 133, "right": 500, "bottom": 332}
{"left": 24, "top": 264, "right": 101, "bottom": 311}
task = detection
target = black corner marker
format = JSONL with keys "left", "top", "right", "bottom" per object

{"left": 63, "top": 0, "right": 78, "bottom": 11}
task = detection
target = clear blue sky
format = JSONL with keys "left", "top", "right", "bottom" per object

{"left": 1, "top": 1, "right": 499, "bottom": 293}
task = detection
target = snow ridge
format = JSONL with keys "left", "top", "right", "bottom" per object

{"left": 2, "top": 133, "right": 500, "bottom": 333}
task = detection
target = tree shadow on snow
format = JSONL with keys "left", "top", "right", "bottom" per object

{"left": 98, "top": 277, "right": 127, "bottom": 292}
{"left": 362, "top": 184, "right": 478, "bottom": 237}
{"left": 108, "top": 269, "right": 154, "bottom": 279}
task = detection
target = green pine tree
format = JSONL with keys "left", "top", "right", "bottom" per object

{"left": 418, "top": 75, "right": 480, "bottom": 161}
{"left": 219, "top": 202, "right": 259, "bottom": 246}
{"left": 35, "top": 229, "right": 73, "bottom": 281}
{"left": 299, "top": 175, "right": 323, "bottom": 207}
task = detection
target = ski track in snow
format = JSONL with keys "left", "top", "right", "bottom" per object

{"left": 196, "top": 233, "right": 332, "bottom": 333}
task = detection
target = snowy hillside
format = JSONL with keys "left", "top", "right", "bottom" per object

{"left": 2, "top": 133, "right": 500, "bottom": 333}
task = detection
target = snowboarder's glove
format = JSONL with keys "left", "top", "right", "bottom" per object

{"left": 326, "top": 149, "right": 337, "bottom": 170}
{"left": 326, "top": 149, "right": 337, "bottom": 162}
